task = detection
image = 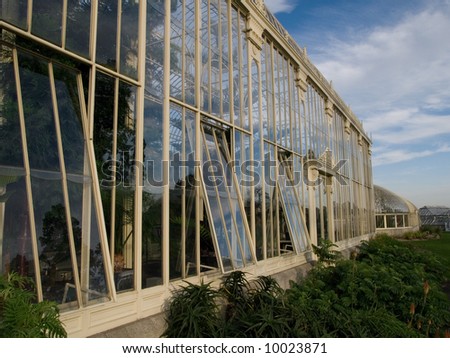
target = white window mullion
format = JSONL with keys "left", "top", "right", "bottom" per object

{"left": 12, "top": 48, "right": 43, "bottom": 301}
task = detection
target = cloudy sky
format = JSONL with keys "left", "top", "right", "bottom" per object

{"left": 264, "top": 0, "right": 450, "bottom": 208}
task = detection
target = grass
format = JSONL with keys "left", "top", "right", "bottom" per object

{"left": 407, "top": 232, "right": 450, "bottom": 278}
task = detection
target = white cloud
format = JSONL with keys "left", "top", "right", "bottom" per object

{"left": 372, "top": 144, "right": 450, "bottom": 166}
{"left": 264, "top": 0, "right": 297, "bottom": 14}
{"left": 316, "top": 9, "right": 450, "bottom": 114}
{"left": 307, "top": 5, "right": 450, "bottom": 166}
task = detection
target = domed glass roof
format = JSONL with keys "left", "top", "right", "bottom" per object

{"left": 374, "top": 185, "right": 417, "bottom": 214}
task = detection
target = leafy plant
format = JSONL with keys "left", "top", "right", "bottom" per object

{"left": 163, "top": 235, "right": 450, "bottom": 338}
{"left": 312, "top": 238, "right": 342, "bottom": 266}
{"left": 162, "top": 281, "right": 221, "bottom": 338}
{"left": 0, "top": 272, "right": 67, "bottom": 338}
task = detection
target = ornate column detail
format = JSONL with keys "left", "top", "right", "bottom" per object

{"left": 246, "top": 14, "right": 264, "bottom": 60}
{"left": 295, "top": 69, "right": 308, "bottom": 100}
{"left": 325, "top": 99, "right": 334, "bottom": 124}
{"left": 344, "top": 118, "right": 351, "bottom": 136}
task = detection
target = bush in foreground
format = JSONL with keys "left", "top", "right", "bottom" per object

{"left": 0, "top": 272, "right": 67, "bottom": 338}
{"left": 163, "top": 236, "right": 450, "bottom": 338}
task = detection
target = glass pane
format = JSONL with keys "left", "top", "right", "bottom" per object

{"left": 93, "top": 72, "right": 115, "bottom": 248}
{"left": 114, "top": 82, "right": 136, "bottom": 292}
{"left": 201, "top": 131, "right": 233, "bottom": 271}
{"left": 32, "top": 0, "right": 63, "bottom": 45}
{"left": 146, "top": 0, "right": 165, "bottom": 100}
{"left": 234, "top": 131, "right": 252, "bottom": 259}
{"left": 32, "top": 177, "right": 75, "bottom": 304}
{"left": 0, "top": 47, "right": 33, "bottom": 279}
{"left": 53, "top": 65, "right": 85, "bottom": 175}
{"left": 386, "top": 215, "right": 396, "bottom": 228}
{"left": 120, "top": 0, "right": 139, "bottom": 79}
{"left": 66, "top": 0, "right": 91, "bottom": 58}
{"left": 19, "top": 54, "right": 60, "bottom": 172}
{"left": 169, "top": 0, "right": 183, "bottom": 101}
{"left": 1, "top": 177, "right": 34, "bottom": 278}
{"left": 376, "top": 215, "right": 385, "bottom": 229}
{"left": 0, "top": 48, "right": 24, "bottom": 169}
{"left": 84, "top": 194, "right": 110, "bottom": 305}
{"left": 278, "top": 160, "right": 309, "bottom": 253}
{"left": 396, "top": 215, "right": 404, "bottom": 228}
{"left": 1, "top": 0, "right": 28, "bottom": 29}
{"left": 200, "top": 0, "right": 210, "bottom": 112}
{"left": 240, "top": 14, "right": 249, "bottom": 130}
{"left": 221, "top": 1, "right": 230, "bottom": 121}
{"left": 231, "top": 8, "right": 240, "bottom": 127}
{"left": 201, "top": 122, "right": 254, "bottom": 270}
{"left": 169, "top": 104, "right": 203, "bottom": 280}
{"left": 142, "top": 98, "right": 163, "bottom": 288}
{"left": 96, "top": 0, "right": 118, "bottom": 70}
{"left": 264, "top": 143, "right": 277, "bottom": 258}
{"left": 184, "top": 6, "right": 196, "bottom": 106}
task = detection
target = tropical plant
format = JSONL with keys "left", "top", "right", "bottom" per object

{"left": 0, "top": 272, "right": 67, "bottom": 338}
{"left": 162, "top": 281, "right": 221, "bottom": 338}
{"left": 312, "top": 238, "right": 342, "bottom": 266}
{"left": 219, "top": 272, "right": 295, "bottom": 338}
{"left": 163, "top": 235, "right": 450, "bottom": 338}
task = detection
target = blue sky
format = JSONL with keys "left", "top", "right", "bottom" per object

{"left": 264, "top": 0, "right": 450, "bottom": 208}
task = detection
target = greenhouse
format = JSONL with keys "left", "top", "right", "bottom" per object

{"left": 0, "top": 0, "right": 374, "bottom": 337}
{"left": 419, "top": 206, "right": 450, "bottom": 232}
{"left": 374, "top": 185, "right": 419, "bottom": 235}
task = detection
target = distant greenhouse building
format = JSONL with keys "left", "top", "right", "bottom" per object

{"left": 374, "top": 185, "right": 419, "bottom": 236}
{"left": 419, "top": 206, "right": 450, "bottom": 232}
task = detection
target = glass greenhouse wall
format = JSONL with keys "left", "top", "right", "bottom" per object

{"left": 0, "top": 0, "right": 374, "bottom": 336}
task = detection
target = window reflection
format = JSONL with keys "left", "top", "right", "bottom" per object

{"left": 142, "top": 99, "right": 163, "bottom": 288}
{"left": 1, "top": 0, "right": 28, "bottom": 29}
{"left": 96, "top": 1, "right": 118, "bottom": 70}
{"left": 32, "top": 0, "right": 63, "bottom": 45}
{"left": 94, "top": 72, "right": 137, "bottom": 292}
{"left": 4, "top": 50, "right": 110, "bottom": 307}
{"left": 66, "top": 0, "right": 91, "bottom": 58}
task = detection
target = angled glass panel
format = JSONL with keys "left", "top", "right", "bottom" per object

{"left": 215, "top": 130, "right": 252, "bottom": 264}
{"left": 234, "top": 130, "right": 252, "bottom": 256}
{"left": 32, "top": 0, "right": 63, "bottom": 45}
{"left": 94, "top": 73, "right": 137, "bottom": 292}
{"left": 201, "top": 126, "right": 233, "bottom": 271}
{"left": 200, "top": 121, "right": 254, "bottom": 271}
{"left": 277, "top": 157, "right": 309, "bottom": 253}
{"left": 169, "top": 104, "right": 214, "bottom": 279}
{"left": 18, "top": 54, "right": 75, "bottom": 305}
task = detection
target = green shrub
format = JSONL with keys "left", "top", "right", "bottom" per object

{"left": 0, "top": 272, "right": 67, "bottom": 338}
{"left": 163, "top": 235, "right": 450, "bottom": 338}
{"left": 312, "top": 238, "right": 342, "bottom": 266}
{"left": 221, "top": 274, "right": 295, "bottom": 338}
{"left": 162, "top": 281, "right": 221, "bottom": 338}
